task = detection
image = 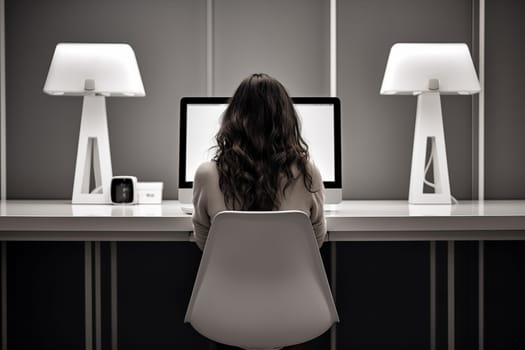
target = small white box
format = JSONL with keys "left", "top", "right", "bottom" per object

{"left": 137, "top": 182, "right": 163, "bottom": 204}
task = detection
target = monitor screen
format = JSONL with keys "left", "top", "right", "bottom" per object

{"left": 179, "top": 97, "right": 341, "bottom": 189}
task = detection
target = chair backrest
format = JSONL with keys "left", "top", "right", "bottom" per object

{"left": 185, "top": 210, "right": 339, "bottom": 350}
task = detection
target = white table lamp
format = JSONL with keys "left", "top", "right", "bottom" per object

{"left": 44, "top": 43, "right": 145, "bottom": 204}
{"left": 381, "top": 43, "right": 480, "bottom": 204}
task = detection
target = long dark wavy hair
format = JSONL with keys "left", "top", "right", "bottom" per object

{"left": 214, "top": 73, "right": 314, "bottom": 210}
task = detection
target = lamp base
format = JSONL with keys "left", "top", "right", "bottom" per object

{"left": 72, "top": 96, "right": 113, "bottom": 204}
{"left": 409, "top": 92, "right": 451, "bottom": 204}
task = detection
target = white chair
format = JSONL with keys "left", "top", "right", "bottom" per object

{"left": 185, "top": 210, "right": 339, "bottom": 350}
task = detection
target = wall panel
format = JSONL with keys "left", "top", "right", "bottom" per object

{"left": 6, "top": 0, "right": 207, "bottom": 200}
{"left": 485, "top": 0, "right": 525, "bottom": 198}
{"left": 213, "top": 0, "right": 329, "bottom": 97}
{"left": 338, "top": 0, "right": 474, "bottom": 200}
{"left": 485, "top": 2, "right": 525, "bottom": 349}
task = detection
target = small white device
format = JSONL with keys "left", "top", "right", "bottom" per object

{"left": 137, "top": 182, "right": 164, "bottom": 204}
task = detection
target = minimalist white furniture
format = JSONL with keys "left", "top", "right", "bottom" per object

{"left": 1, "top": 200, "right": 525, "bottom": 350}
{"left": 2, "top": 200, "right": 525, "bottom": 239}
{"left": 381, "top": 43, "right": 480, "bottom": 204}
{"left": 185, "top": 211, "right": 338, "bottom": 350}
{"left": 43, "top": 43, "right": 145, "bottom": 204}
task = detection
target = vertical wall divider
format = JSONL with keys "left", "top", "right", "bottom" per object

{"left": 471, "top": 0, "right": 478, "bottom": 200}
{"left": 430, "top": 241, "right": 436, "bottom": 350}
{"left": 478, "top": 3, "right": 485, "bottom": 202}
{"left": 0, "top": 0, "right": 5, "bottom": 201}
{"left": 94, "top": 242, "right": 102, "bottom": 350}
{"left": 1, "top": 242, "right": 6, "bottom": 350}
{"left": 85, "top": 242, "right": 93, "bottom": 350}
{"left": 111, "top": 242, "right": 118, "bottom": 350}
{"left": 478, "top": 1, "right": 485, "bottom": 350}
{"left": 1, "top": 2, "right": 6, "bottom": 347}
{"left": 206, "top": 0, "right": 214, "bottom": 97}
{"left": 330, "top": 0, "right": 337, "bottom": 98}
{"left": 448, "top": 241, "right": 455, "bottom": 350}
{"left": 329, "top": 1, "right": 337, "bottom": 350}
{"left": 478, "top": 241, "right": 484, "bottom": 350}
{"left": 85, "top": 241, "right": 104, "bottom": 350}
{"left": 330, "top": 242, "right": 336, "bottom": 350}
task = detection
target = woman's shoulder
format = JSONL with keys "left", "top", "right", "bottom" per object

{"left": 291, "top": 160, "right": 323, "bottom": 191}
{"left": 307, "top": 161, "right": 322, "bottom": 178}
{"left": 307, "top": 161, "right": 323, "bottom": 191}
{"left": 194, "top": 161, "right": 219, "bottom": 184}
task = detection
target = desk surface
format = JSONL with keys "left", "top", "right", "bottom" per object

{"left": 1, "top": 200, "right": 525, "bottom": 241}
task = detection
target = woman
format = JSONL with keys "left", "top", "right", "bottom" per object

{"left": 192, "top": 73, "right": 326, "bottom": 249}
{"left": 192, "top": 73, "right": 326, "bottom": 349}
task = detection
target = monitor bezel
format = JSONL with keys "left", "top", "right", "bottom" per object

{"left": 179, "top": 96, "right": 341, "bottom": 189}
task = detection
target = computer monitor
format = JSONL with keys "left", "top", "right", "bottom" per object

{"left": 179, "top": 97, "right": 342, "bottom": 204}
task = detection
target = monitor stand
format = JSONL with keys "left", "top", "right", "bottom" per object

{"left": 179, "top": 188, "right": 193, "bottom": 204}
{"left": 325, "top": 188, "right": 342, "bottom": 204}
{"left": 178, "top": 189, "right": 193, "bottom": 214}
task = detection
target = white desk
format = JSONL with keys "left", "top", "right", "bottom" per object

{"left": 1, "top": 200, "right": 525, "bottom": 240}
{"left": 327, "top": 200, "right": 525, "bottom": 240}
{"left": 1, "top": 199, "right": 524, "bottom": 350}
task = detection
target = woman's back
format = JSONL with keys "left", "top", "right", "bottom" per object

{"left": 192, "top": 160, "right": 326, "bottom": 250}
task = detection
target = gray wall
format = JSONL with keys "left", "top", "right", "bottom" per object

{"left": 5, "top": 0, "right": 332, "bottom": 200}
{"left": 6, "top": 0, "right": 207, "bottom": 199}
{"left": 213, "top": 0, "right": 329, "bottom": 97}
{"left": 4, "top": 0, "right": 481, "bottom": 201}
{"left": 338, "top": 0, "right": 475, "bottom": 199}
{"left": 485, "top": 0, "right": 525, "bottom": 199}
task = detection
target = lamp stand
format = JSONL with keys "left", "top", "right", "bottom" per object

{"left": 409, "top": 92, "right": 451, "bottom": 204}
{"left": 72, "top": 96, "right": 113, "bottom": 204}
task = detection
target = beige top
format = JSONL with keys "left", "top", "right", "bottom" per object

{"left": 192, "top": 161, "right": 327, "bottom": 250}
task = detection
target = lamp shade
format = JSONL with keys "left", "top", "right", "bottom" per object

{"left": 380, "top": 43, "right": 480, "bottom": 95}
{"left": 43, "top": 43, "right": 145, "bottom": 97}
